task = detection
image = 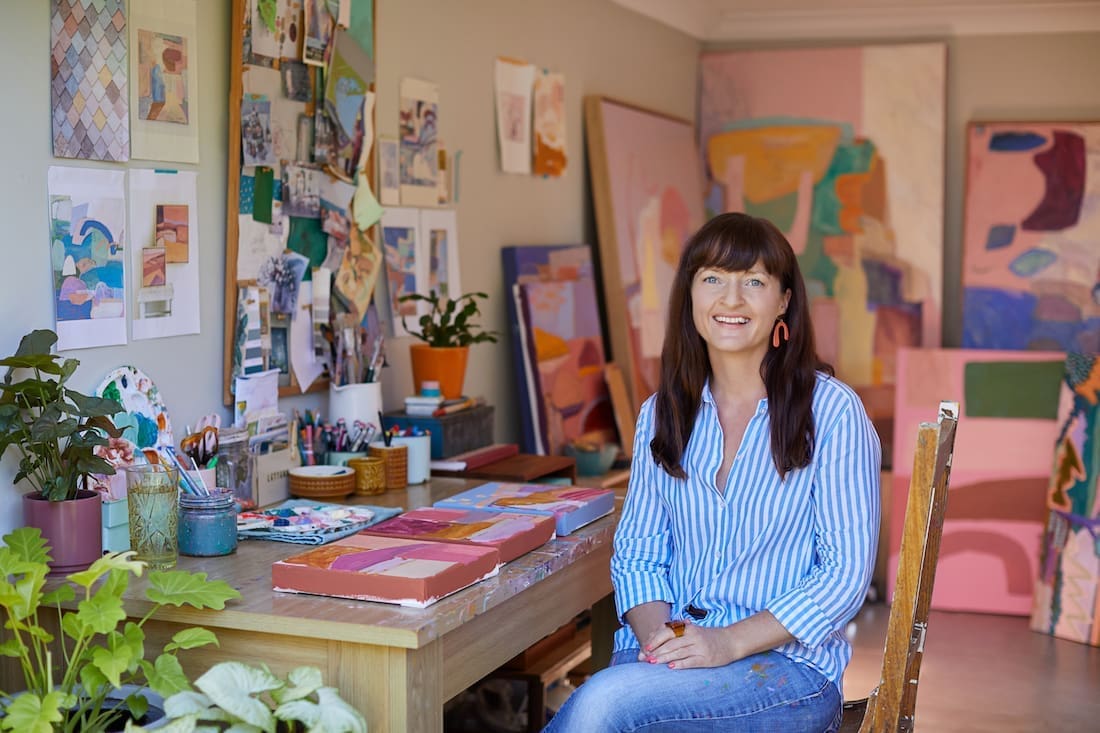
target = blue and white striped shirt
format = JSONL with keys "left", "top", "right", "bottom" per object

{"left": 611, "top": 373, "right": 881, "bottom": 692}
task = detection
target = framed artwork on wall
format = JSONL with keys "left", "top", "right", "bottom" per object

{"left": 962, "top": 120, "right": 1100, "bottom": 353}
{"left": 584, "top": 96, "right": 707, "bottom": 410}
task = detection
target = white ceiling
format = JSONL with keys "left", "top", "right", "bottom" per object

{"left": 611, "top": 0, "right": 1100, "bottom": 41}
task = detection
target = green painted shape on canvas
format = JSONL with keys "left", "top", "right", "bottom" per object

{"left": 963, "top": 360, "right": 1065, "bottom": 419}
{"left": 286, "top": 217, "right": 328, "bottom": 280}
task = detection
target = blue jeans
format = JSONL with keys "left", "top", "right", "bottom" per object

{"left": 542, "top": 649, "right": 841, "bottom": 732}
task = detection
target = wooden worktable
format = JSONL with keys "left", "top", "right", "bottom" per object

{"left": 124, "top": 477, "right": 616, "bottom": 732}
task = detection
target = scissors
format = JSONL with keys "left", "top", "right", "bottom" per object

{"left": 181, "top": 423, "right": 220, "bottom": 467}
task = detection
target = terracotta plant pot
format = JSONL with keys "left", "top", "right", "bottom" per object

{"left": 409, "top": 344, "right": 469, "bottom": 399}
{"left": 23, "top": 489, "right": 103, "bottom": 575}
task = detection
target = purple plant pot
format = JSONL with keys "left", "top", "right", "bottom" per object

{"left": 22, "top": 490, "right": 103, "bottom": 575}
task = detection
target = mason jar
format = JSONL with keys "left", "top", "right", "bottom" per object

{"left": 178, "top": 488, "right": 238, "bottom": 557}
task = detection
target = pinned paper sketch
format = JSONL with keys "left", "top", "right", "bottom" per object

{"left": 129, "top": 0, "right": 199, "bottom": 163}
{"left": 303, "top": 0, "right": 334, "bottom": 66}
{"left": 320, "top": 178, "right": 356, "bottom": 241}
{"left": 494, "top": 58, "right": 535, "bottom": 174}
{"left": 234, "top": 284, "right": 266, "bottom": 377}
{"left": 532, "top": 70, "right": 566, "bottom": 177}
{"left": 334, "top": 222, "right": 383, "bottom": 322}
{"left": 420, "top": 208, "right": 461, "bottom": 299}
{"left": 241, "top": 96, "right": 276, "bottom": 167}
{"left": 283, "top": 164, "right": 322, "bottom": 218}
{"left": 260, "top": 251, "right": 310, "bottom": 317}
{"left": 47, "top": 167, "right": 127, "bottom": 350}
{"left": 51, "top": 0, "right": 129, "bottom": 161}
{"left": 130, "top": 170, "right": 200, "bottom": 339}
{"left": 245, "top": 0, "right": 302, "bottom": 66}
{"left": 282, "top": 60, "right": 312, "bottom": 102}
{"left": 137, "top": 30, "right": 188, "bottom": 124}
{"left": 381, "top": 207, "right": 424, "bottom": 334}
{"left": 399, "top": 78, "right": 439, "bottom": 206}
{"left": 378, "top": 136, "right": 400, "bottom": 205}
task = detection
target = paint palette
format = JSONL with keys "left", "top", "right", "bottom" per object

{"left": 96, "top": 365, "right": 173, "bottom": 450}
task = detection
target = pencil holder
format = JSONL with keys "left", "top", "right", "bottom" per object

{"left": 347, "top": 456, "right": 386, "bottom": 495}
{"left": 369, "top": 443, "right": 408, "bottom": 490}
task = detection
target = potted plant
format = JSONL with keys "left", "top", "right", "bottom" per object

{"left": 0, "top": 526, "right": 241, "bottom": 732}
{"left": 0, "top": 329, "right": 124, "bottom": 574}
{"left": 128, "top": 662, "right": 367, "bottom": 732}
{"left": 399, "top": 290, "right": 500, "bottom": 399}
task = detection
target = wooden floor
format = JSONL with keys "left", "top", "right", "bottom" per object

{"left": 843, "top": 603, "right": 1100, "bottom": 732}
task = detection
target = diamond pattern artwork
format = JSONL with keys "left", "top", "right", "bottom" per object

{"left": 51, "top": 0, "right": 129, "bottom": 161}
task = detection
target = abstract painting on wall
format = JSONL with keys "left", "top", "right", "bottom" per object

{"left": 380, "top": 207, "right": 423, "bottom": 335}
{"left": 398, "top": 77, "right": 439, "bottom": 206}
{"left": 51, "top": 0, "right": 129, "bottom": 162}
{"left": 585, "top": 97, "right": 707, "bottom": 409}
{"left": 420, "top": 208, "right": 461, "bottom": 301}
{"left": 1032, "top": 352, "right": 1100, "bottom": 645}
{"left": 892, "top": 348, "right": 1064, "bottom": 615}
{"left": 155, "top": 204, "right": 189, "bottom": 263}
{"left": 698, "top": 44, "right": 946, "bottom": 464}
{"left": 137, "top": 29, "right": 188, "bottom": 123}
{"left": 47, "top": 167, "right": 127, "bottom": 350}
{"left": 533, "top": 70, "right": 567, "bottom": 177}
{"left": 962, "top": 121, "right": 1100, "bottom": 353}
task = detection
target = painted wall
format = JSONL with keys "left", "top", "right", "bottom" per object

{"left": 0, "top": 0, "right": 699, "bottom": 537}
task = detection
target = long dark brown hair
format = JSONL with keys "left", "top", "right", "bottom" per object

{"left": 650, "top": 212, "right": 832, "bottom": 479}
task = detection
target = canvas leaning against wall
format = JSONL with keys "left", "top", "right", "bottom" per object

{"left": 892, "top": 348, "right": 1064, "bottom": 616}
{"left": 962, "top": 121, "right": 1100, "bottom": 353}
{"left": 698, "top": 43, "right": 946, "bottom": 464}
{"left": 584, "top": 96, "right": 707, "bottom": 410}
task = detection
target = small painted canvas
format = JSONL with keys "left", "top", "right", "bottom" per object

{"left": 363, "top": 507, "right": 557, "bottom": 563}
{"left": 398, "top": 78, "right": 438, "bottom": 206}
{"left": 271, "top": 533, "right": 500, "bottom": 607}
{"left": 283, "top": 164, "right": 322, "bottom": 218}
{"left": 533, "top": 70, "right": 567, "bottom": 177}
{"left": 892, "top": 348, "right": 1064, "bottom": 615}
{"left": 962, "top": 122, "right": 1100, "bottom": 352}
{"left": 137, "top": 29, "right": 188, "bottom": 124}
{"left": 434, "top": 482, "right": 615, "bottom": 536}
{"left": 142, "top": 248, "right": 166, "bottom": 287}
{"left": 155, "top": 204, "right": 189, "bottom": 263}
{"left": 241, "top": 96, "right": 275, "bottom": 167}
{"left": 1031, "top": 353, "right": 1100, "bottom": 646}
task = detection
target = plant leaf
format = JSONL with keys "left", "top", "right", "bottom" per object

{"left": 147, "top": 652, "right": 193, "bottom": 698}
{"left": 68, "top": 551, "right": 144, "bottom": 588}
{"left": 194, "top": 661, "right": 280, "bottom": 730}
{"left": 76, "top": 579, "right": 127, "bottom": 635}
{"left": 276, "top": 687, "right": 367, "bottom": 733}
{"left": 0, "top": 689, "right": 73, "bottom": 733}
{"left": 164, "top": 626, "right": 220, "bottom": 652}
{"left": 41, "top": 582, "right": 76, "bottom": 606}
{"left": 163, "top": 690, "right": 217, "bottom": 718}
{"left": 3, "top": 526, "right": 51, "bottom": 564}
{"left": 270, "top": 666, "right": 322, "bottom": 704}
{"left": 146, "top": 570, "right": 241, "bottom": 609}
{"left": 90, "top": 629, "right": 138, "bottom": 687}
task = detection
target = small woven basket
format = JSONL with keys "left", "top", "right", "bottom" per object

{"left": 347, "top": 456, "right": 386, "bottom": 495}
{"left": 369, "top": 444, "right": 408, "bottom": 490}
{"left": 288, "top": 466, "right": 356, "bottom": 499}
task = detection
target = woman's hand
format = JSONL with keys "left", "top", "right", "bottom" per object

{"left": 638, "top": 620, "right": 739, "bottom": 669}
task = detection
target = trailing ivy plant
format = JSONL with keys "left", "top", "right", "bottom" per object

{"left": 0, "top": 527, "right": 241, "bottom": 733}
{"left": 399, "top": 290, "right": 500, "bottom": 348}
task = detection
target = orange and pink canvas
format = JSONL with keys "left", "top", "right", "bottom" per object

{"left": 891, "top": 347, "right": 1064, "bottom": 615}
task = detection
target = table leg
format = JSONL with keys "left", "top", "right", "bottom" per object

{"left": 329, "top": 638, "right": 443, "bottom": 733}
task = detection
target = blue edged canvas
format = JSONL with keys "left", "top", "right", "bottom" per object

{"left": 433, "top": 481, "right": 615, "bottom": 535}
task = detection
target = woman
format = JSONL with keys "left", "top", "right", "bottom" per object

{"left": 545, "top": 213, "right": 880, "bottom": 732}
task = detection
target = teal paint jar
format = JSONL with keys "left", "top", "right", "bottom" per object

{"left": 178, "top": 488, "right": 238, "bottom": 557}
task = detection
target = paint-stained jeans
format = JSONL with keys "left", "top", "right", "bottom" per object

{"left": 542, "top": 649, "right": 841, "bottom": 732}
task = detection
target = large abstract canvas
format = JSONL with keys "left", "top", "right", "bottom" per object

{"left": 892, "top": 348, "right": 1064, "bottom": 615}
{"left": 585, "top": 97, "right": 707, "bottom": 409}
{"left": 699, "top": 44, "right": 946, "bottom": 463}
{"left": 434, "top": 482, "right": 615, "bottom": 536}
{"left": 51, "top": 0, "right": 129, "bottom": 162}
{"left": 1032, "top": 353, "right": 1100, "bottom": 645}
{"left": 362, "top": 507, "right": 556, "bottom": 563}
{"left": 962, "top": 122, "right": 1100, "bottom": 352}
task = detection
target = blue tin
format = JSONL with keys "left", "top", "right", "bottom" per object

{"left": 178, "top": 488, "right": 238, "bottom": 557}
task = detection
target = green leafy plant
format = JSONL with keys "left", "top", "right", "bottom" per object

{"left": 0, "top": 526, "right": 241, "bottom": 733}
{"left": 399, "top": 290, "right": 500, "bottom": 347}
{"left": 0, "top": 329, "right": 123, "bottom": 501}
{"left": 132, "top": 662, "right": 367, "bottom": 733}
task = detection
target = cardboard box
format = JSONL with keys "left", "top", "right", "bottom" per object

{"left": 252, "top": 448, "right": 294, "bottom": 508}
{"left": 382, "top": 405, "right": 494, "bottom": 459}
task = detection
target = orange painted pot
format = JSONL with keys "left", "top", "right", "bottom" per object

{"left": 409, "top": 344, "right": 469, "bottom": 399}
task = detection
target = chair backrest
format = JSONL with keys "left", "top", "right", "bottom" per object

{"left": 859, "top": 400, "right": 959, "bottom": 733}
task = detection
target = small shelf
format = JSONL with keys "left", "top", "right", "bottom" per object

{"left": 527, "top": 626, "right": 592, "bottom": 684}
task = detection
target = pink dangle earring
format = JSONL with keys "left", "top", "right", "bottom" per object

{"left": 772, "top": 317, "right": 789, "bottom": 348}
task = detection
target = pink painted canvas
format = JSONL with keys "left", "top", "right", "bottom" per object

{"left": 699, "top": 45, "right": 946, "bottom": 465}
{"left": 962, "top": 122, "right": 1100, "bottom": 352}
{"left": 1031, "top": 353, "right": 1100, "bottom": 645}
{"left": 362, "top": 507, "right": 556, "bottom": 563}
{"left": 892, "top": 348, "right": 1064, "bottom": 615}
{"left": 586, "top": 98, "right": 706, "bottom": 409}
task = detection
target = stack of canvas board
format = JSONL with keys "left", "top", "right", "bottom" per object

{"left": 272, "top": 533, "right": 500, "bottom": 608}
{"left": 433, "top": 482, "right": 615, "bottom": 536}
{"left": 363, "top": 507, "right": 556, "bottom": 562}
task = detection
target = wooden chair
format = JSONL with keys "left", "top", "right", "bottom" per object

{"left": 840, "top": 400, "right": 959, "bottom": 733}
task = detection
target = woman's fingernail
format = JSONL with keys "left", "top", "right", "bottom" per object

{"left": 668, "top": 662, "right": 675, "bottom": 668}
